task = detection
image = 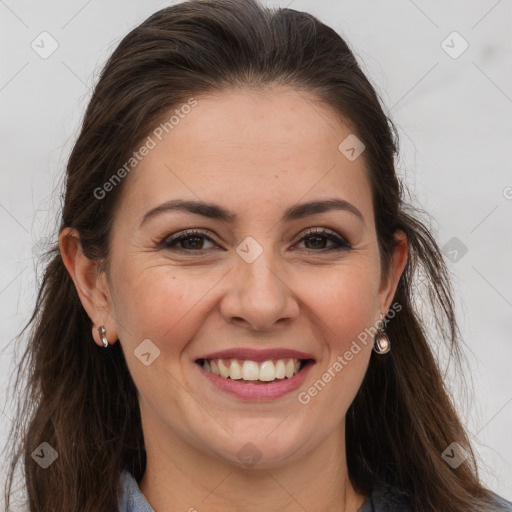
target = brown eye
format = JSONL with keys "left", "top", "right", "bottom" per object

{"left": 162, "top": 230, "right": 216, "bottom": 251}
{"left": 295, "top": 228, "right": 351, "bottom": 253}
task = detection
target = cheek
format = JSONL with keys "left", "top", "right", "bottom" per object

{"left": 112, "top": 262, "right": 224, "bottom": 350}
{"left": 291, "top": 267, "right": 378, "bottom": 441}
{"left": 299, "top": 263, "right": 380, "bottom": 348}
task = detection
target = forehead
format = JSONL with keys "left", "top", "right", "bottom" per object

{"left": 116, "top": 87, "right": 373, "bottom": 224}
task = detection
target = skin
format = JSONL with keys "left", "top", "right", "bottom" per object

{"left": 60, "top": 86, "right": 407, "bottom": 511}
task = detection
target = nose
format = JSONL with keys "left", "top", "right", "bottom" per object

{"left": 219, "top": 242, "right": 300, "bottom": 332}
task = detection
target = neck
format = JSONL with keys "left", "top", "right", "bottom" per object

{"left": 138, "top": 412, "right": 367, "bottom": 512}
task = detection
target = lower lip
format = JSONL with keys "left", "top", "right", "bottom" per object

{"left": 196, "top": 360, "right": 315, "bottom": 401}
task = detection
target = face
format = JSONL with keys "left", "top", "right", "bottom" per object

{"left": 74, "top": 87, "right": 405, "bottom": 470}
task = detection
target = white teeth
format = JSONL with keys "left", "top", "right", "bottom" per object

{"left": 201, "top": 357, "right": 305, "bottom": 382}
{"left": 229, "top": 360, "right": 242, "bottom": 380}
{"left": 285, "top": 359, "right": 295, "bottom": 378}
{"left": 218, "top": 359, "right": 230, "bottom": 378}
{"left": 259, "top": 360, "right": 275, "bottom": 381}
{"left": 275, "top": 360, "right": 286, "bottom": 379}
{"left": 242, "top": 360, "right": 260, "bottom": 380}
{"left": 210, "top": 360, "right": 220, "bottom": 376}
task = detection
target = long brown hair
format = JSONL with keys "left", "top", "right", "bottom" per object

{"left": 2, "top": 0, "right": 504, "bottom": 510}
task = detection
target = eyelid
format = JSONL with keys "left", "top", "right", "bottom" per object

{"left": 160, "top": 228, "right": 219, "bottom": 249}
{"left": 297, "top": 226, "right": 348, "bottom": 242}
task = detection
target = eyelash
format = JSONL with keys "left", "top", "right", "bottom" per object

{"left": 160, "top": 227, "right": 352, "bottom": 254}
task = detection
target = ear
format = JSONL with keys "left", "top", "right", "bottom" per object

{"left": 378, "top": 230, "right": 408, "bottom": 315}
{"left": 59, "top": 227, "right": 118, "bottom": 347}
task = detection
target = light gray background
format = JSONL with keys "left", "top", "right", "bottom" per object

{"left": 1, "top": 0, "right": 511, "bottom": 505}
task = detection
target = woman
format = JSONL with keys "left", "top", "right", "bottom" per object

{"left": 3, "top": 0, "right": 511, "bottom": 510}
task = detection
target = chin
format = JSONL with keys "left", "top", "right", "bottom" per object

{"left": 208, "top": 433, "right": 305, "bottom": 470}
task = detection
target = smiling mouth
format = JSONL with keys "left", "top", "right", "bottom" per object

{"left": 195, "top": 357, "right": 312, "bottom": 384}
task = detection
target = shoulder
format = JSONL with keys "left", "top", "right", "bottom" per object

{"left": 358, "top": 482, "right": 413, "bottom": 512}
{"left": 371, "top": 482, "right": 413, "bottom": 512}
{"left": 118, "top": 470, "right": 155, "bottom": 512}
{"left": 487, "top": 491, "right": 512, "bottom": 511}
{"left": 358, "top": 483, "right": 512, "bottom": 512}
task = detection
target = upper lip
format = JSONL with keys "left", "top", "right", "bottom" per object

{"left": 196, "top": 348, "right": 316, "bottom": 363}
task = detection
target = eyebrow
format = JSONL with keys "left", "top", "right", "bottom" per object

{"left": 139, "top": 198, "right": 365, "bottom": 227}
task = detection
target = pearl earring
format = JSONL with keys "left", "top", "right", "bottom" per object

{"left": 98, "top": 326, "right": 109, "bottom": 348}
{"left": 373, "top": 313, "right": 391, "bottom": 354}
